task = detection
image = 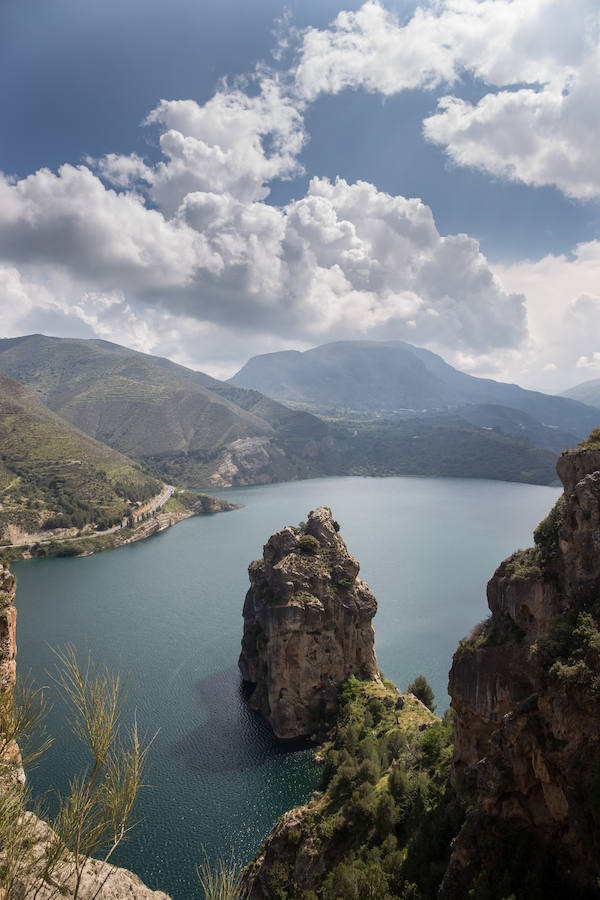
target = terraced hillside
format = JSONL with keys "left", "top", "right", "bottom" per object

{"left": 0, "top": 335, "right": 329, "bottom": 487}
{"left": 0, "top": 374, "right": 161, "bottom": 541}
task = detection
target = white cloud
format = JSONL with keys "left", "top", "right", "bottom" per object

{"left": 295, "top": 0, "right": 593, "bottom": 98}
{"left": 281, "top": 177, "right": 525, "bottom": 350}
{"left": 424, "top": 55, "right": 600, "bottom": 200}
{"left": 576, "top": 352, "right": 600, "bottom": 369}
{"left": 294, "top": 0, "right": 600, "bottom": 199}
{"left": 144, "top": 76, "right": 306, "bottom": 214}
{"left": 0, "top": 145, "right": 526, "bottom": 373}
{"left": 94, "top": 153, "right": 153, "bottom": 188}
{"left": 492, "top": 240, "right": 600, "bottom": 390}
{"left": 0, "top": 165, "right": 208, "bottom": 290}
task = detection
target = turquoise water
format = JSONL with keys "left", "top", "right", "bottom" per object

{"left": 13, "top": 476, "right": 561, "bottom": 898}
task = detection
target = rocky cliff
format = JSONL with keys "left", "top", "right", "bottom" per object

{"left": 442, "top": 434, "right": 600, "bottom": 898}
{"left": 0, "top": 562, "right": 21, "bottom": 781}
{"left": 0, "top": 563, "right": 17, "bottom": 701}
{"left": 239, "top": 507, "right": 379, "bottom": 739}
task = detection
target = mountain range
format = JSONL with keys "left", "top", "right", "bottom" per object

{"left": 2, "top": 334, "right": 598, "bottom": 492}
{"left": 231, "top": 340, "right": 598, "bottom": 454}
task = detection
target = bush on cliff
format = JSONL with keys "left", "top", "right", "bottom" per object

{"left": 407, "top": 675, "right": 436, "bottom": 713}
{"left": 532, "top": 609, "right": 600, "bottom": 697}
{"left": 299, "top": 534, "right": 320, "bottom": 555}
{"left": 533, "top": 496, "right": 566, "bottom": 563}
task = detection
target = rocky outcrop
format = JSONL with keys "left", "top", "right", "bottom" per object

{"left": 442, "top": 438, "right": 600, "bottom": 898}
{"left": 239, "top": 507, "right": 379, "bottom": 739}
{"left": 0, "top": 563, "right": 16, "bottom": 699}
{"left": 208, "top": 434, "right": 334, "bottom": 488}
{"left": 6, "top": 814, "right": 171, "bottom": 899}
{"left": 0, "top": 562, "right": 22, "bottom": 782}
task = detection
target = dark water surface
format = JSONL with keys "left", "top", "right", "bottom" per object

{"left": 13, "top": 476, "right": 560, "bottom": 898}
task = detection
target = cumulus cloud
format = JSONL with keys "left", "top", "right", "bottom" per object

{"left": 0, "top": 165, "right": 209, "bottom": 289}
{"left": 424, "top": 54, "right": 600, "bottom": 200}
{"left": 492, "top": 240, "right": 600, "bottom": 391}
{"left": 143, "top": 77, "right": 305, "bottom": 214}
{"left": 294, "top": 0, "right": 600, "bottom": 199}
{"left": 0, "top": 144, "right": 526, "bottom": 365}
{"left": 295, "top": 0, "right": 591, "bottom": 98}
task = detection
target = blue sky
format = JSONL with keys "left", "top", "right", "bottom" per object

{"left": 1, "top": 0, "right": 599, "bottom": 390}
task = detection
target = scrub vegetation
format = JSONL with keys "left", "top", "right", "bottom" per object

{"left": 243, "top": 675, "right": 464, "bottom": 900}
{"left": 0, "top": 647, "right": 153, "bottom": 899}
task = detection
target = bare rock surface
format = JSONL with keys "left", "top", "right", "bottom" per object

{"left": 2, "top": 813, "right": 172, "bottom": 899}
{"left": 238, "top": 507, "right": 378, "bottom": 739}
{"left": 0, "top": 563, "right": 16, "bottom": 697}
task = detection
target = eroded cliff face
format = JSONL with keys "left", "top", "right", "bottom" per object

{"left": 442, "top": 441, "right": 600, "bottom": 898}
{"left": 238, "top": 507, "right": 379, "bottom": 739}
{"left": 0, "top": 563, "right": 16, "bottom": 698}
{"left": 0, "top": 562, "right": 21, "bottom": 781}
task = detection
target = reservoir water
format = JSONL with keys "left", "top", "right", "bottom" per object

{"left": 13, "top": 476, "right": 561, "bottom": 898}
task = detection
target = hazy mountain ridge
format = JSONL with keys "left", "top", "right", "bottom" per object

{"left": 562, "top": 377, "right": 600, "bottom": 409}
{"left": 230, "top": 341, "right": 598, "bottom": 452}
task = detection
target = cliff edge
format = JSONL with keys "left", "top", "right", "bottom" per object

{"left": 442, "top": 433, "right": 600, "bottom": 898}
{"left": 239, "top": 507, "right": 379, "bottom": 740}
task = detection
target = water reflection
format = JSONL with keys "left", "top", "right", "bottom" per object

{"left": 171, "top": 666, "right": 312, "bottom": 775}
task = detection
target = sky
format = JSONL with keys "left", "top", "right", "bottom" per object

{"left": 0, "top": 0, "right": 599, "bottom": 392}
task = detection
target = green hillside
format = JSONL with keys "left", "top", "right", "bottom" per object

{"left": 0, "top": 336, "right": 328, "bottom": 483}
{"left": 326, "top": 416, "right": 558, "bottom": 484}
{"left": 0, "top": 375, "right": 161, "bottom": 538}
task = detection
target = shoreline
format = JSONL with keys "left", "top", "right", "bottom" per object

{"left": 0, "top": 493, "right": 241, "bottom": 563}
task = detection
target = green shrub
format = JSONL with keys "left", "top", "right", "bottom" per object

{"left": 336, "top": 576, "right": 354, "bottom": 591}
{"left": 389, "top": 766, "right": 410, "bottom": 801}
{"left": 358, "top": 758, "right": 380, "bottom": 784}
{"left": 407, "top": 675, "right": 436, "bottom": 713}
{"left": 298, "top": 534, "right": 320, "bottom": 555}
{"left": 577, "top": 427, "right": 600, "bottom": 450}
{"left": 531, "top": 610, "right": 600, "bottom": 697}
{"left": 533, "top": 496, "right": 566, "bottom": 562}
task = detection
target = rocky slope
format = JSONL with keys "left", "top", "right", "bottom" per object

{"left": 239, "top": 507, "right": 379, "bottom": 739}
{"left": 0, "top": 334, "right": 332, "bottom": 490}
{"left": 0, "top": 373, "right": 163, "bottom": 541}
{"left": 4, "top": 814, "right": 171, "bottom": 900}
{"left": 441, "top": 431, "right": 600, "bottom": 898}
{"left": 0, "top": 564, "right": 16, "bottom": 700}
